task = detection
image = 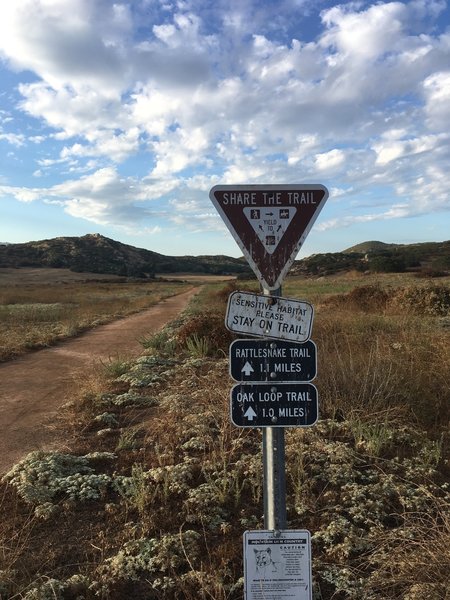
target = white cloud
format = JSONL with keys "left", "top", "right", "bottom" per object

{"left": 373, "top": 141, "right": 406, "bottom": 166}
{"left": 0, "top": 131, "right": 25, "bottom": 146}
{"left": 423, "top": 70, "right": 450, "bottom": 130}
{"left": 0, "top": 186, "right": 41, "bottom": 202}
{"left": 287, "top": 135, "right": 319, "bottom": 166}
{"left": 151, "top": 126, "right": 210, "bottom": 176}
{"left": 153, "top": 12, "right": 207, "bottom": 51}
{"left": 17, "top": 83, "right": 124, "bottom": 138}
{"left": 0, "top": 0, "right": 449, "bottom": 241}
{"left": 329, "top": 186, "right": 352, "bottom": 199}
{"left": 320, "top": 2, "right": 406, "bottom": 62}
{"left": 373, "top": 133, "right": 447, "bottom": 165}
{"left": 1, "top": 167, "right": 179, "bottom": 227}
{"left": 130, "top": 85, "right": 181, "bottom": 136}
{"left": 61, "top": 128, "right": 141, "bottom": 163}
{"left": 0, "top": 0, "right": 131, "bottom": 94}
{"left": 314, "top": 148, "right": 345, "bottom": 171}
{"left": 317, "top": 203, "right": 413, "bottom": 231}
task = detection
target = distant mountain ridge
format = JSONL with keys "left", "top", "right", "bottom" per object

{"left": 343, "top": 240, "right": 398, "bottom": 253}
{"left": 0, "top": 233, "right": 251, "bottom": 277}
{"left": 1, "top": 234, "right": 449, "bottom": 279}
{"left": 292, "top": 240, "right": 450, "bottom": 276}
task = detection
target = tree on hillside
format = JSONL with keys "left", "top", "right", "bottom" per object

{"left": 368, "top": 255, "right": 406, "bottom": 273}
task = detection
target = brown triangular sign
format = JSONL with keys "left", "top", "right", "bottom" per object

{"left": 209, "top": 184, "right": 329, "bottom": 290}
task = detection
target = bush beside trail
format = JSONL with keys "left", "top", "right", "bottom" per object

{"left": 323, "top": 283, "right": 450, "bottom": 316}
{"left": 389, "top": 284, "right": 450, "bottom": 316}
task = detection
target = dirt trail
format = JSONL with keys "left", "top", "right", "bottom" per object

{"left": 0, "top": 287, "right": 199, "bottom": 474}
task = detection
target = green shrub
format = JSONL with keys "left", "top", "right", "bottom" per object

{"left": 368, "top": 255, "right": 406, "bottom": 273}
{"left": 185, "top": 333, "right": 211, "bottom": 357}
{"left": 177, "top": 312, "right": 234, "bottom": 356}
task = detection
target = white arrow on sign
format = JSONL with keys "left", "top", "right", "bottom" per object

{"left": 244, "top": 406, "right": 257, "bottom": 421}
{"left": 241, "top": 361, "right": 254, "bottom": 377}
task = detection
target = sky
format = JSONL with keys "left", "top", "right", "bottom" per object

{"left": 0, "top": 0, "right": 449, "bottom": 259}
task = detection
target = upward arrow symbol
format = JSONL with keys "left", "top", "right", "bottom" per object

{"left": 244, "top": 406, "right": 257, "bottom": 421}
{"left": 241, "top": 361, "right": 254, "bottom": 377}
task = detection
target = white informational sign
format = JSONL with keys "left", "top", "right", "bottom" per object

{"left": 244, "top": 530, "right": 312, "bottom": 600}
{"left": 226, "top": 291, "right": 314, "bottom": 343}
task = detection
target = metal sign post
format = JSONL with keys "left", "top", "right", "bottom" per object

{"left": 262, "top": 285, "right": 286, "bottom": 531}
{"left": 263, "top": 425, "right": 287, "bottom": 530}
{"left": 210, "top": 183, "right": 327, "bottom": 599}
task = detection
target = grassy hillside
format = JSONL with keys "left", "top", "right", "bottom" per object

{"left": 292, "top": 240, "right": 450, "bottom": 277}
{"left": 1, "top": 274, "right": 449, "bottom": 599}
{"left": 0, "top": 234, "right": 251, "bottom": 278}
{"left": 2, "top": 234, "right": 449, "bottom": 280}
{"left": 343, "top": 240, "right": 398, "bottom": 253}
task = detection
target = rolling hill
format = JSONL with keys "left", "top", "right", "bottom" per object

{"left": 0, "top": 234, "right": 251, "bottom": 278}
{"left": 1, "top": 234, "right": 449, "bottom": 279}
{"left": 291, "top": 240, "right": 450, "bottom": 276}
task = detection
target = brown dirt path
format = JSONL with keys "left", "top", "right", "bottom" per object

{"left": 0, "top": 287, "right": 199, "bottom": 474}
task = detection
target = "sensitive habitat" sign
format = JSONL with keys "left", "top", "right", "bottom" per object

{"left": 225, "top": 290, "right": 314, "bottom": 343}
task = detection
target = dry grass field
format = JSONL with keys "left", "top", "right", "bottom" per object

{"left": 0, "top": 268, "right": 191, "bottom": 361}
{"left": 0, "top": 268, "right": 127, "bottom": 285}
{"left": 0, "top": 271, "right": 449, "bottom": 599}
